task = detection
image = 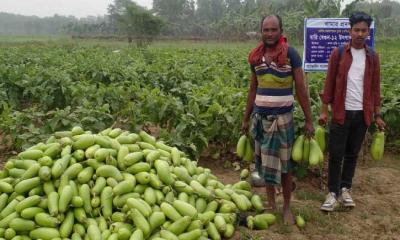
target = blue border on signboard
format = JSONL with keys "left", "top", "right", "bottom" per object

{"left": 303, "top": 18, "right": 375, "bottom": 72}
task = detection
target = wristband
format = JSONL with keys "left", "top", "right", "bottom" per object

{"left": 374, "top": 113, "right": 381, "bottom": 119}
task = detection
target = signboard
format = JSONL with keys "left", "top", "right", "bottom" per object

{"left": 303, "top": 18, "right": 375, "bottom": 72}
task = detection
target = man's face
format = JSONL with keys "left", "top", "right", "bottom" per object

{"left": 261, "top": 17, "right": 282, "bottom": 46}
{"left": 350, "top": 21, "right": 370, "bottom": 45}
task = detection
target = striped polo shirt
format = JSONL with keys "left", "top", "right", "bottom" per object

{"left": 250, "top": 46, "right": 302, "bottom": 115}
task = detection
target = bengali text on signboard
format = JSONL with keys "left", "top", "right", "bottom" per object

{"left": 303, "top": 18, "right": 375, "bottom": 72}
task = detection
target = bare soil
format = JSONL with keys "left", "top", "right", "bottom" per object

{"left": 199, "top": 153, "right": 400, "bottom": 240}
{"left": 0, "top": 132, "right": 13, "bottom": 168}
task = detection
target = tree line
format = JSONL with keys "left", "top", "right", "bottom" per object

{"left": 0, "top": 0, "right": 399, "bottom": 43}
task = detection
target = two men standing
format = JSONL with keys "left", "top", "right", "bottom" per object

{"left": 242, "top": 12, "right": 385, "bottom": 222}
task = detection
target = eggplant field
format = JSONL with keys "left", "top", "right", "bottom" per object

{"left": 0, "top": 39, "right": 400, "bottom": 240}
{"left": 1, "top": 41, "right": 400, "bottom": 156}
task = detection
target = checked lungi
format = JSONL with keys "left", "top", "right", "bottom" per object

{"left": 250, "top": 112, "right": 295, "bottom": 185}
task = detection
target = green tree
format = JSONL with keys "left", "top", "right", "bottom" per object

{"left": 303, "top": 0, "right": 323, "bottom": 17}
{"left": 153, "top": 0, "right": 194, "bottom": 22}
{"left": 303, "top": 0, "right": 342, "bottom": 17}
{"left": 153, "top": 0, "right": 195, "bottom": 36}
{"left": 108, "top": 0, "right": 164, "bottom": 44}
{"left": 0, "top": 12, "right": 77, "bottom": 35}
{"left": 354, "top": 0, "right": 400, "bottom": 37}
{"left": 226, "top": 0, "right": 242, "bottom": 13}
{"left": 196, "top": 0, "right": 226, "bottom": 24}
{"left": 341, "top": 0, "right": 364, "bottom": 17}
{"left": 242, "top": 0, "right": 257, "bottom": 16}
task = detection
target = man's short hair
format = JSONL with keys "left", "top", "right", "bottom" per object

{"left": 349, "top": 12, "right": 373, "bottom": 28}
{"left": 260, "top": 15, "right": 283, "bottom": 31}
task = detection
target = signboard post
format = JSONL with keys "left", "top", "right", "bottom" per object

{"left": 303, "top": 18, "right": 375, "bottom": 72}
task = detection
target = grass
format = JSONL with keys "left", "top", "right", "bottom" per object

{"left": 363, "top": 175, "right": 374, "bottom": 184}
{"left": 295, "top": 189, "right": 326, "bottom": 202}
{"left": 294, "top": 206, "right": 326, "bottom": 225}
{"left": 1, "top": 35, "right": 399, "bottom": 53}
{"left": 392, "top": 220, "right": 400, "bottom": 233}
{"left": 274, "top": 214, "right": 294, "bottom": 234}
{"left": 234, "top": 183, "right": 374, "bottom": 237}
{"left": 360, "top": 211, "right": 369, "bottom": 220}
{"left": 0, "top": 35, "right": 68, "bottom": 42}
{"left": 363, "top": 153, "right": 400, "bottom": 171}
{"left": 238, "top": 226, "right": 264, "bottom": 240}
{"left": 239, "top": 203, "right": 350, "bottom": 236}
{"left": 293, "top": 205, "right": 347, "bottom": 235}
{"left": 0, "top": 35, "right": 257, "bottom": 50}
{"left": 276, "top": 224, "right": 293, "bottom": 235}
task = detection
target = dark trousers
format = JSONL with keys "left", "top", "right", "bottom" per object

{"left": 328, "top": 110, "right": 368, "bottom": 196}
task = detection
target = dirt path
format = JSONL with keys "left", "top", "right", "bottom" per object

{"left": 199, "top": 154, "right": 400, "bottom": 240}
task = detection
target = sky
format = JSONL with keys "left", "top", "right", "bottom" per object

{"left": 0, "top": 0, "right": 398, "bottom": 18}
{"left": 0, "top": 0, "right": 153, "bottom": 18}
